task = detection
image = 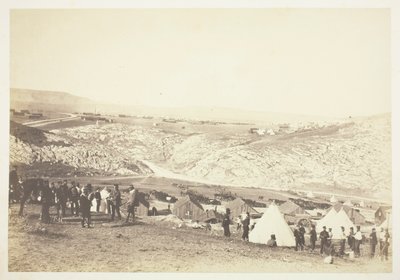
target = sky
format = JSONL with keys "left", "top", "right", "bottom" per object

{"left": 10, "top": 9, "right": 390, "bottom": 118}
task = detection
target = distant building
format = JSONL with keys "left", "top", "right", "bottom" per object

{"left": 375, "top": 206, "right": 392, "bottom": 225}
{"left": 118, "top": 114, "right": 128, "bottom": 118}
{"left": 279, "top": 200, "right": 306, "bottom": 216}
{"left": 226, "top": 197, "right": 258, "bottom": 220}
{"left": 28, "top": 114, "right": 42, "bottom": 119}
{"left": 21, "top": 109, "right": 30, "bottom": 114}
{"left": 172, "top": 195, "right": 204, "bottom": 220}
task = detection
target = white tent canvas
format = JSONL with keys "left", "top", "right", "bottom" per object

{"left": 317, "top": 209, "right": 355, "bottom": 239}
{"left": 330, "top": 195, "right": 338, "bottom": 203}
{"left": 249, "top": 203, "right": 296, "bottom": 247}
{"left": 90, "top": 188, "right": 110, "bottom": 213}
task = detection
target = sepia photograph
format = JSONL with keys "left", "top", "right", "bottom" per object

{"left": 1, "top": 2, "right": 399, "bottom": 278}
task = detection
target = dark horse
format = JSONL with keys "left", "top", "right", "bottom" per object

{"left": 18, "top": 178, "right": 46, "bottom": 216}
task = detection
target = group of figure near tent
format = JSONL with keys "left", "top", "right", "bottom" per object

{"left": 11, "top": 175, "right": 139, "bottom": 228}
{"left": 221, "top": 205, "right": 390, "bottom": 261}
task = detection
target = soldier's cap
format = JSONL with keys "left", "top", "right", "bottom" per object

{"left": 323, "top": 226, "right": 326, "bottom": 229}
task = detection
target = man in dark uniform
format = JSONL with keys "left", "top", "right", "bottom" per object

{"left": 222, "top": 208, "right": 231, "bottom": 237}
{"left": 242, "top": 212, "right": 250, "bottom": 241}
{"left": 79, "top": 188, "right": 92, "bottom": 228}
{"left": 9, "top": 165, "right": 20, "bottom": 203}
{"left": 40, "top": 180, "right": 52, "bottom": 224}
{"left": 348, "top": 227, "right": 355, "bottom": 251}
{"left": 319, "top": 226, "right": 329, "bottom": 255}
{"left": 294, "top": 225, "right": 303, "bottom": 251}
{"left": 299, "top": 223, "right": 306, "bottom": 248}
{"left": 55, "top": 181, "right": 67, "bottom": 220}
{"left": 370, "top": 228, "right": 378, "bottom": 258}
{"left": 69, "top": 181, "right": 80, "bottom": 216}
{"left": 112, "top": 184, "right": 122, "bottom": 221}
{"left": 94, "top": 188, "right": 102, "bottom": 213}
{"left": 61, "top": 180, "right": 69, "bottom": 216}
{"left": 310, "top": 224, "right": 317, "bottom": 252}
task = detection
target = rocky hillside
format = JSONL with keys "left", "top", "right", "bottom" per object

{"left": 9, "top": 114, "right": 391, "bottom": 199}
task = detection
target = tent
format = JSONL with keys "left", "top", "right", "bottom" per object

{"left": 316, "top": 208, "right": 355, "bottom": 239}
{"left": 249, "top": 203, "right": 296, "bottom": 247}
{"left": 329, "top": 195, "right": 338, "bottom": 203}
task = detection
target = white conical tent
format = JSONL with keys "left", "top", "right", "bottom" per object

{"left": 317, "top": 208, "right": 355, "bottom": 239}
{"left": 316, "top": 207, "right": 337, "bottom": 233}
{"left": 249, "top": 203, "right": 296, "bottom": 247}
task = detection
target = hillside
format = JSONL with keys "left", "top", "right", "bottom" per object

{"left": 9, "top": 113, "right": 391, "bottom": 200}
{"left": 10, "top": 88, "right": 93, "bottom": 113}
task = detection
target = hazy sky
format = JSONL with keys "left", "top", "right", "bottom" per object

{"left": 10, "top": 9, "right": 390, "bottom": 117}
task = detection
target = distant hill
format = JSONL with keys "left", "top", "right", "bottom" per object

{"left": 10, "top": 88, "right": 93, "bottom": 113}
{"left": 10, "top": 88, "right": 338, "bottom": 123}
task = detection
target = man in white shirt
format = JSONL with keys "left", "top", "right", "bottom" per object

{"left": 354, "top": 226, "right": 363, "bottom": 257}
{"left": 339, "top": 226, "right": 347, "bottom": 257}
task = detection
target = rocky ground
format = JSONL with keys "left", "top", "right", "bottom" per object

{"left": 8, "top": 204, "right": 392, "bottom": 272}
{"left": 9, "top": 113, "right": 391, "bottom": 199}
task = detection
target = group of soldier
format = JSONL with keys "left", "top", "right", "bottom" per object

{"left": 221, "top": 207, "right": 390, "bottom": 260}
{"left": 10, "top": 171, "right": 139, "bottom": 228}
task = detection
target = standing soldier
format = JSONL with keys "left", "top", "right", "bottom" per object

{"left": 55, "top": 181, "right": 66, "bottom": 220}
{"left": 79, "top": 187, "right": 92, "bottom": 228}
{"left": 309, "top": 225, "right": 317, "bottom": 252}
{"left": 381, "top": 229, "right": 390, "bottom": 261}
{"left": 327, "top": 228, "right": 333, "bottom": 247}
{"left": 126, "top": 185, "right": 137, "bottom": 223}
{"left": 348, "top": 227, "right": 355, "bottom": 251}
{"left": 294, "top": 225, "right": 303, "bottom": 251}
{"left": 69, "top": 182, "right": 80, "bottom": 216}
{"left": 40, "top": 180, "right": 52, "bottom": 224}
{"left": 94, "top": 188, "right": 102, "bottom": 213}
{"left": 370, "top": 228, "right": 378, "bottom": 258}
{"left": 50, "top": 182, "right": 56, "bottom": 206}
{"left": 339, "top": 226, "right": 347, "bottom": 257}
{"left": 9, "top": 165, "right": 20, "bottom": 203}
{"left": 299, "top": 223, "right": 306, "bottom": 249}
{"left": 241, "top": 212, "right": 250, "bottom": 241}
{"left": 354, "top": 226, "right": 363, "bottom": 257}
{"left": 222, "top": 208, "right": 231, "bottom": 237}
{"left": 319, "top": 226, "right": 329, "bottom": 255}
{"left": 61, "top": 180, "right": 69, "bottom": 216}
{"left": 112, "top": 184, "right": 122, "bottom": 220}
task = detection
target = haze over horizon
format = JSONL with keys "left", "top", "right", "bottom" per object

{"left": 11, "top": 9, "right": 390, "bottom": 118}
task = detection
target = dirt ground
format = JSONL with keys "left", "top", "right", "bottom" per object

{"left": 8, "top": 204, "right": 391, "bottom": 273}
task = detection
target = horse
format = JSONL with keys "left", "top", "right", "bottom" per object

{"left": 18, "top": 178, "right": 47, "bottom": 216}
